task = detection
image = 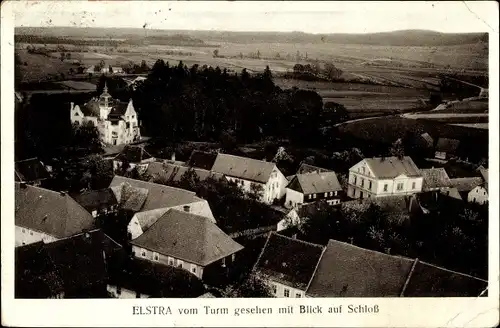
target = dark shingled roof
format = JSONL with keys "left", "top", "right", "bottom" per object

{"left": 79, "top": 99, "right": 101, "bottom": 117}
{"left": 115, "top": 145, "right": 153, "bottom": 163}
{"left": 186, "top": 151, "right": 218, "bottom": 170}
{"left": 479, "top": 168, "right": 488, "bottom": 192}
{"left": 364, "top": 156, "right": 421, "bottom": 179}
{"left": 145, "top": 162, "right": 223, "bottom": 183}
{"left": 306, "top": 239, "right": 487, "bottom": 297}
{"left": 15, "top": 183, "right": 95, "bottom": 239}
{"left": 15, "top": 229, "right": 123, "bottom": 298}
{"left": 107, "top": 101, "right": 129, "bottom": 118}
{"left": 421, "top": 168, "right": 452, "bottom": 191}
{"left": 287, "top": 172, "right": 342, "bottom": 195}
{"left": 72, "top": 188, "right": 118, "bottom": 213}
{"left": 130, "top": 209, "right": 243, "bottom": 266}
{"left": 436, "top": 138, "right": 461, "bottom": 153}
{"left": 449, "top": 177, "right": 483, "bottom": 192}
{"left": 108, "top": 258, "right": 205, "bottom": 298}
{"left": 211, "top": 153, "right": 276, "bottom": 184}
{"left": 296, "top": 163, "right": 331, "bottom": 175}
{"left": 306, "top": 239, "right": 415, "bottom": 297}
{"left": 253, "top": 232, "right": 325, "bottom": 290}
{"left": 109, "top": 176, "right": 202, "bottom": 212}
{"left": 15, "top": 158, "right": 51, "bottom": 183}
{"left": 402, "top": 260, "right": 488, "bottom": 297}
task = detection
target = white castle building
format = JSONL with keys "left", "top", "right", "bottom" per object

{"left": 70, "top": 83, "right": 141, "bottom": 145}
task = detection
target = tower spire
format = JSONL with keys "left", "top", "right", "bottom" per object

{"left": 103, "top": 81, "right": 108, "bottom": 94}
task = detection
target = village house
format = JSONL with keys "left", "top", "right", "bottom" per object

{"left": 467, "top": 168, "right": 488, "bottom": 205}
{"left": 145, "top": 161, "right": 223, "bottom": 184}
{"left": 112, "top": 145, "right": 155, "bottom": 173}
{"left": 253, "top": 232, "right": 325, "bottom": 298}
{"left": 15, "top": 158, "right": 51, "bottom": 187}
{"left": 129, "top": 209, "right": 243, "bottom": 281}
{"left": 84, "top": 65, "right": 124, "bottom": 75}
{"left": 106, "top": 257, "right": 205, "bottom": 299}
{"left": 305, "top": 239, "right": 487, "bottom": 297}
{"left": 15, "top": 182, "right": 96, "bottom": 247}
{"left": 285, "top": 171, "right": 343, "bottom": 208}
{"left": 15, "top": 229, "right": 123, "bottom": 299}
{"left": 435, "top": 138, "right": 461, "bottom": 160}
{"left": 72, "top": 188, "right": 119, "bottom": 218}
{"left": 420, "top": 167, "right": 452, "bottom": 192}
{"left": 347, "top": 156, "right": 423, "bottom": 199}
{"left": 210, "top": 153, "right": 288, "bottom": 204}
{"left": 109, "top": 176, "right": 215, "bottom": 240}
{"left": 70, "top": 83, "right": 141, "bottom": 146}
{"left": 449, "top": 176, "right": 484, "bottom": 201}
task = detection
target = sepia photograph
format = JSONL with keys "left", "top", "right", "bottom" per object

{"left": 2, "top": 1, "right": 499, "bottom": 327}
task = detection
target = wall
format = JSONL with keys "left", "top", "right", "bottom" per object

{"left": 285, "top": 188, "right": 304, "bottom": 209}
{"left": 131, "top": 245, "right": 205, "bottom": 279}
{"left": 468, "top": 186, "right": 488, "bottom": 205}
{"left": 267, "top": 279, "right": 306, "bottom": 298}
{"left": 15, "top": 226, "right": 58, "bottom": 247}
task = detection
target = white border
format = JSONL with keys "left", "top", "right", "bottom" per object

{"left": 2, "top": 1, "right": 499, "bottom": 327}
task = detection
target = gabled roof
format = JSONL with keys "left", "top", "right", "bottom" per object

{"left": 15, "top": 183, "right": 95, "bottom": 239}
{"left": 115, "top": 145, "right": 153, "bottom": 163}
{"left": 72, "top": 188, "right": 118, "bottom": 212}
{"left": 131, "top": 209, "right": 243, "bottom": 266}
{"left": 363, "top": 156, "right": 421, "bottom": 179}
{"left": 15, "top": 229, "right": 122, "bottom": 298}
{"left": 146, "top": 162, "right": 223, "bottom": 183}
{"left": 288, "top": 172, "right": 342, "bottom": 195}
{"left": 186, "top": 150, "right": 218, "bottom": 170}
{"left": 107, "top": 101, "right": 130, "bottom": 118}
{"left": 108, "top": 258, "right": 205, "bottom": 298}
{"left": 449, "top": 177, "right": 483, "bottom": 192}
{"left": 402, "top": 260, "right": 488, "bottom": 297}
{"left": 436, "top": 138, "right": 460, "bottom": 153}
{"left": 296, "top": 163, "right": 331, "bottom": 175}
{"left": 306, "top": 239, "right": 487, "bottom": 298}
{"left": 479, "top": 168, "right": 488, "bottom": 191}
{"left": 211, "top": 153, "right": 276, "bottom": 184}
{"left": 420, "top": 132, "right": 434, "bottom": 148}
{"left": 421, "top": 168, "right": 452, "bottom": 191}
{"left": 15, "top": 158, "right": 51, "bottom": 183}
{"left": 306, "top": 239, "right": 416, "bottom": 297}
{"left": 253, "top": 232, "right": 325, "bottom": 290}
{"left": 109, "top": 176, "right": 202, "bottom": 212}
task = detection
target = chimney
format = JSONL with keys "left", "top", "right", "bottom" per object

{"left": 183, "top": 205, "right": 190, "bottom": 213}
{"left": 171, "top": 152, "right": 176, "bottom": 162}
{"left": 349, "top": 237, "right": 354, "bottom": 245}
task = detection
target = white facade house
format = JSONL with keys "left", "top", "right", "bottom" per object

{"left": 70, "top": 83, "right": 141, "bottom": 146}
{"left": 211, "top": 153, "right": 288, "bottom": 204}
{"left": 285, "top": 171, "right": 343, "bottom": 208}
{"left": 253, "top": 232, "right": 325, "bottom": 298}
{"left": 347, "top": 156, "right": 423, "bottom": 199}
{"left": 468, "top": 186, "right": 488, "bottom": 205}
{"left": 15, "top": 182, "right": 95, "bottom": 247}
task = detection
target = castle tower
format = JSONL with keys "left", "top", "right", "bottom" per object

{"left": 98, "top": 81, "right": 113, "bottom": 120}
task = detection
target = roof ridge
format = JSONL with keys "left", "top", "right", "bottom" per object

{"left": 217, "top": 153, "right": 275, "bottom": 166}
{"left": 272, "top": 232, "right": 325, "bottom": 249}
{"left": 16, "top": 157, "right": 39, "bottom": 163}
{"left": 416, "top": 260, "right": 488, "bottom": 283}
{"left": 305, "top": 246, "right": 327, "bottom": 294}
{"left": 113, "top": 175, "right": 197, "bottom": 195}
{"left": 400, "top": 258, "right": 419, "bottom": 296}
{"left": 251, "top": 232, "right": 273, "bottom": 273}
{"left": 327, "top": 239, "right": 416, "bottom": 262}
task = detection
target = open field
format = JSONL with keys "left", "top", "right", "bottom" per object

{"left": 450, "top": 123, "right": 488, "bottom": 130}
{"left": 436, "top": 99, "right": 489, "bottom": 113}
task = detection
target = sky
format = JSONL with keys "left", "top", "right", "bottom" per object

{"left": 11, "top": 1, "right": 498, "bottom": 34}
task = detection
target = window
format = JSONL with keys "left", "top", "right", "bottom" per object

{"left": 177, "top": 260, "right": 183, "bottom": 268}
{"left": 272, "top": 284, "right": 277, "bottom": 295}
{"left": 369, "top": 181, "right": 372, "bottom": 190}
{"left": 169, "top": 258, "right": 174, "bottom": 266}
{"left": 30, "top": 231, "right": 33, "bottom": 236}
{"left": 74, "top": 112, "right": 79, "bottom": 116}
{"left": 288, "top": 201, "right": 292, "bottom": 206}
{"left": 412, "top": 182, "right": 416, "bottom": 190}
{"left": 153, "top": 252, "right": 159, "bottom": 261}
{"left": 296, "top": 293, "right": 302, "bottom": 298}
{"left": 284, "top": 289, "right": 290, "bottom": 297}
{"left": 92, "top": 210, "right": 97, "bottom": 217}
{"left": 308, "top": 195, "right": 312, "bottom": 200}
{"left": 313, "top": 194, "right": 317, "bottom": 199}
{"left": 191, "top": 265, "right": 197, "bottom": 274}
{"left": 126, "top": 122, "right": 130, "bottom": 129}
{"left": 357, "top": 168, "right": 360, "bottom": 172}
{"left": 132, "top": 115, "right": 135, "bottom": 119}
{"left": 22, "top": 228, "right": 25, "bottom": 233}
{"left": 221, "top": 257, "right": 226, "bottom": 267}
{"left": 397, "top": 183, "right": 404, "bottom": 191}
{"left": 136, "top": 292, "right": 141, "bottom": 298}
{"left": 362, "top": 167, "right": 365, "bottom": 174}
{"left": 361, "top": 179, "right": 364, "bottom": 187}
{"left": 141, "top": 251, "right": 146, "bottom": 257}
{"left": 354, "top": 176, "right": 357, "bottom": 184}
{"left": 383, "top": 184, "right": 388, "bottom": 192}
{"left": 324, "top": 193, "right": 328, "bottom": 197}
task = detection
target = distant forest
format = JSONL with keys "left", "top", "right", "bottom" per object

{"left": 15, "top": 27, "right": 488, "bottom": 47}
